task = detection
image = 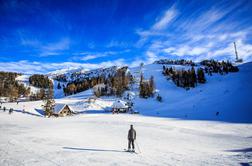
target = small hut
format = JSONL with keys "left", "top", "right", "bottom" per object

{"left": 0, "top": 97, "right": 9, "bottom": 103}
{"left": 53, "top": 104, "right": 73, "bottom": 117}
{"left": 112, "top": 100, "right": 129, "bottom": 113}
{"left": 17, "top": 96, "right": 29, "bottom": 102}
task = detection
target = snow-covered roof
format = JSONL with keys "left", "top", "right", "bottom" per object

{"left": 0, "top": 97, "right": 9, "bottom": 102}
{"left": 17, "top": 97, "right": 28, "bottom": 101}
{"left": 93, "top": 83, "right": 106, "bottom": 90}
{"left": 53, "top": 103, "right": 72, "bottom": 114}
{"left": 112, "top": 100, "right": 128, "bottom": 109}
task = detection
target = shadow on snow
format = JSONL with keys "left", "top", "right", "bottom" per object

{"left": 62, "top": 147, "right": 125, "bottom": 153}
{"left": 226, "top": 147, "right": 252, "bottom": 153}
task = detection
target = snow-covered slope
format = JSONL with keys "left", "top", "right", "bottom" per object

{"left": 51, "top": 66, "right": 128, "bottom": 99}
{"left": 50, "top": 66, "right": 120, "bottom": 82}
{"left": 0, "top": 62, "right": 252, "bottom": 165}
{"left": 9, "top": 62, "right": 252, "bottom": 123}
{"left": 16, "top": 75, "right": 40, "bottom": 94}
{"left": 131, "top": 62, "right": 252, "bottom": 123}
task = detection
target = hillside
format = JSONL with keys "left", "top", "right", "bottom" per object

{"left": 0, "top": 62, "right": 252, "bottom": 165}
{"left": 132, "top": 62, "right": 252, "bottom": 123}
{"left": 1, "top": 62, "right": 251, "bottom": 122}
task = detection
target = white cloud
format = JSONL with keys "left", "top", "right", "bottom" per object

{"left": 72, "top": 50, "right": 130, "bottom": 61}
{"left": 100, "top": 58, "right": 126, "bottom": 67}
{"left": 163, "top": 46, "right": 197, "bottom": 57}
{"left": 135, "top": 4, "right": 178, "bottom": 47}
{"left": 134, "top": 1, "right": 252, "bottom": 62}
{"left": 42, "top": 38, "right": 70, "bottom": 51}
{"left": 40, "top": 38, "right": 70, "bottom": 57}
{"left": 152, "top": 5, "right": 177, "bottom": 30}
{"left": 0, "top": 58, "right": 128, "bottom": 74}
{"left": 146, "top": 51, "right": 158, "bottom": 63}
{"left": 20, "top": 36, "right": 71, "bottom": 57}
{"left": 80, "top": 55, "right": 98, "bottom": 61}
{"left": 210, "top": 40, "right": 252, "bottom": 61}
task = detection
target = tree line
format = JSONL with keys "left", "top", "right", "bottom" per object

{"left": 162, "top": 66, "right": 206, "bottom": 89}
{"left": 63, "top": 67, "right": 132, "bottom": 97}
{"left": 29, "top": 74, "right": 51, "bottom": 88}
{"left": 139, "top": 74, "right": 155, "bottom": 98}
{"left": 162, "top": 60, "right": 239, "bottom": 89}
{"left": 201, "top": 60, "right": 239, "bottom": 75}
{"left": 29, "top": 85, "right": 54, "bottom": 101}
{"left": 155, "top": 59, "right": 196, "bottom": 66}
{"left": 28, "top": 74, "right": 54, "bottom": 100}
{"left": 0, "top": 72, "right": 30, "bottom": 101}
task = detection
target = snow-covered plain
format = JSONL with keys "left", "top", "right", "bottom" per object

{"left": 0, "top": 112, "right": 251, "bottom": 166}
{"left": 0, "top": 62, "right": 252, "bottom": 165}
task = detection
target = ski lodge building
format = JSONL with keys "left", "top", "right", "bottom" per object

{"left": 52, "top": 104, "right": 74, "bottom": 117}
{"left": 112, "top": 100, "right": 129, "bottom": 113}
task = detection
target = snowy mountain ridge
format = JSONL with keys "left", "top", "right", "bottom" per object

{"left": 50, "top": 65, "right": 125, "bottom": 83}
{"left": 47, "top": 66, "right": 89, "bottom": 77}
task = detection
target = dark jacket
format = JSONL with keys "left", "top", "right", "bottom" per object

{"left": 128, "top": 128, "right": 136, "bottom": 140}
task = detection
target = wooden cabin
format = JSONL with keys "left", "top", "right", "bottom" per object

{"left": 53, "top": 104, "right": 73, "bottom": 117}
{"left": 112, "top": 100, "right": 129, "bottom": 113}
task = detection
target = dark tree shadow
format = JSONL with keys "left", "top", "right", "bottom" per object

{"left": 12, "top": 109, "right": 43, "bottom": 117}
{"left": 35, "top": 108, "right": 45, "bottom": 116}
{"left": 226, "top": 148, "right": 252, "bottom": 153}
{"left": 240, "top": 163, "right": 251, "bottom": 166}
{"left": 75, "top": 110, "right": 109, "bottom": 114}
{"left": 63, "top": 147, "right": 125, "bottom": 153}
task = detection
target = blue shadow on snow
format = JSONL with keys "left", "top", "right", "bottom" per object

{"left": 63, "top": 147, "right": 125, "bottom": 153}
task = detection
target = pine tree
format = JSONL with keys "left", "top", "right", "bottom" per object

{"left": 38, "top": 88, "right": 45, "bottom": 100}
{"left": 197, "top": 68, "right": 206, "bottom": 83}
{"left": 140, "top": 73, "right": 144, "bottom": 84}
{"left": 191, "top": 67, "right": 197, "bottom": 87}
{"left": 156, "top": 94, "right": 162, "bottom": 102}
{"left": 42, "top": 98, "right": 55, "bottom": 117}
{"left": 57, "top": 82, "right": 61, "bottom": 89}
{"left": 48, "top": 81, "right": 54, "bottom": 99}
{"left": 68, "top": 83, "right": 76, "bottom": 95}
{"left": 149, "top": 76, "right": 155, "bottom": 96}
{"left": 9, "top": 86, "right": 18, "bottom": 101}
{"left": 42, "top": 84, "right": 55, "bottom": 117}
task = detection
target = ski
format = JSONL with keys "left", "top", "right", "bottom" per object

{"left": 124, "top": 149, "right": 137, "bottom": 154}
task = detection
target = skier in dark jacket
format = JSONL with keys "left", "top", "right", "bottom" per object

{"left": 128, "top": 125, "right": 136, "bottom": 151}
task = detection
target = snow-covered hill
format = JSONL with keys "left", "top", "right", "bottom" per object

{"left": 51, "top": 65, "right": 128, "bottom": 98}
{"left": 0, "top": 62, "right": 252, "bottom": 165}
{"left": 50, "top": 65, "right": 120, "bottom": 83}
{"left": 16, "top": 74, "right": 41, "bottom": 94}
{"left": 131, "top": 62, "right": 252, "bottom": 123}
{"left": 7, "top": 62, "right": 252, "bottom": 123}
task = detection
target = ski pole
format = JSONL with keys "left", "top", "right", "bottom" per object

{"left": 135, "top": 140, "right": 141, "bottom": 154}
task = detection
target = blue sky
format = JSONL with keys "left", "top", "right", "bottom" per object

{"left": 0, "top": 0, "right": 252, "bottom": 73}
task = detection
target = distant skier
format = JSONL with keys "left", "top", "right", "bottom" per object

{"left": 9, "top": 108, "right": 13, "bottom": 114}
{"left": 127, "top": 125, "right": 136, "bottom": 152}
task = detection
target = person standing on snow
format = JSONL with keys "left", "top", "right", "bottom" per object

{"left": 128, "top": 124, "right": 136, "bottom": 151}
